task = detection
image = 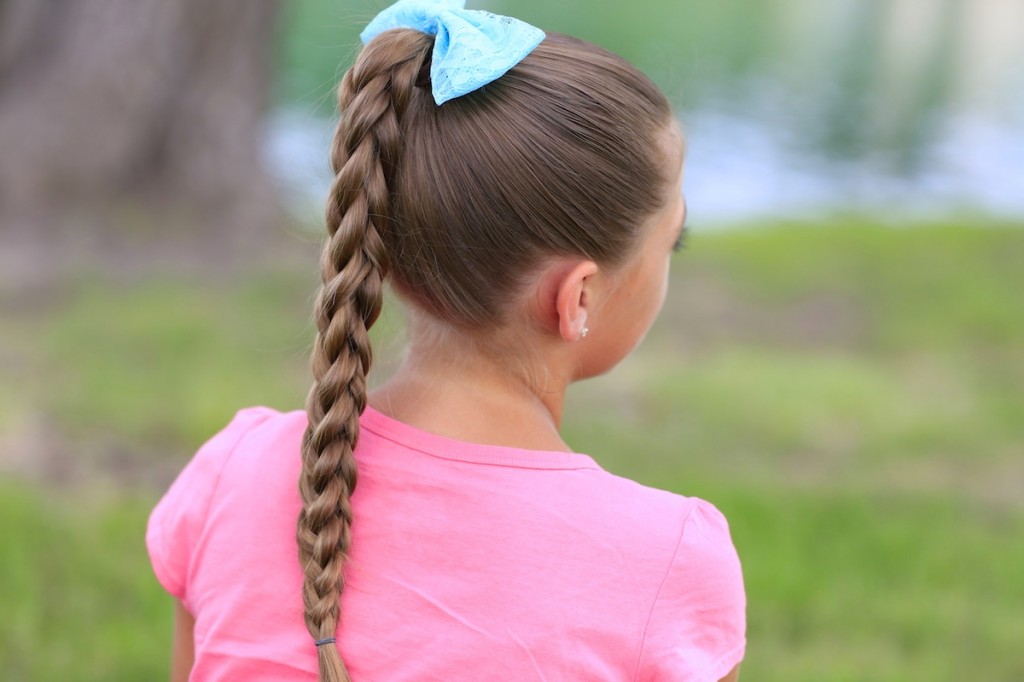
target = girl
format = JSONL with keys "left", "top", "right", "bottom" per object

{"left": 147, "top": 1, "right": 746, "bottom": 680}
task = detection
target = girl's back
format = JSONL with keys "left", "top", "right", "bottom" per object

{"left": 149, "top": 407, "right": 744, "bottom": 680}
{"left": 148, "top": 1, "right": 747, "bottom": 679}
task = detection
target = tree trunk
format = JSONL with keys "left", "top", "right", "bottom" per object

{"left": 0, "top": 0, "right": 285, "bottom": 280}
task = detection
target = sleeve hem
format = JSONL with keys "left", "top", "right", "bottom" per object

{"left": 146, "top": 513, "right": 185, "bottom": 599}
{"left": 701, "top": 639, "right": 746, "bottom": 682}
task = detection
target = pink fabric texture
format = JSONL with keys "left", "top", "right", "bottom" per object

{"left": 147, "top": 407, "right": 746, "bottom": 681}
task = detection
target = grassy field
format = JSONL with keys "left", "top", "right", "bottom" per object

{"left": 1, "top": 219, "right": 1022, "bottom": 680}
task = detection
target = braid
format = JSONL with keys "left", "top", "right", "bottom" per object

{"left": 297, "top": 31, "right": 430, "bottom": 682}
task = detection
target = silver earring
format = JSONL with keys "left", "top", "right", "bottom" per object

{"left": 580, "top": 327, "right": 590, "bottom": 338}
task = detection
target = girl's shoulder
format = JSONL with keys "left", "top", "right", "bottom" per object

{"left": 556, "top": 458, "right": 736, "bottom": 557}
{"left": 146, "top": 407, "right": 302, "bottom": 600}
{"left": 583, "top": 477, "right": 746, "bottom": 681}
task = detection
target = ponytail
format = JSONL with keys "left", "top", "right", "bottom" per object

{"left": 298, "top": 16, "right": 674, "bottom": 680}
{"left": 297, "top": 30, "right": 432, "bottom": 682}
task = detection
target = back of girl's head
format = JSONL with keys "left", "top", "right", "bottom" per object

{"left": 299, "top": 24, "right": 676, "bottom": 682}
{"left": 347, "top": 29, "right": 675, "bottom": 326}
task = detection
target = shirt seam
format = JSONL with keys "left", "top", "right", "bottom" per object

{"left": 701, "top": 639, "right": 747, "bottom": 681}
{"left": 148, "top": 517, "right": 183, "bottom": 598}
{"left": 631, "top": 499, "right": 699, "bottom": 682}
{"left": 361, "top": 420, "right": 602, "bottom": 472}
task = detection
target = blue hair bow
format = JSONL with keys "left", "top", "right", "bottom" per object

{"left": 360, "top": 0, "right": 545, "bottom": 105}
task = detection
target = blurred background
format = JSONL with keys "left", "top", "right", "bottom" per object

{"left": 1, "top": 0, "right": 1022, "bottom": 679}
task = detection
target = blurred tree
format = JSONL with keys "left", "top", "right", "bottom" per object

{"left": 0, "top": 0, "right": 283, "bottom": 277}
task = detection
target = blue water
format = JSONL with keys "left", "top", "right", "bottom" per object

{"left": 264, "top": 105, "right": 1024, "bottom": 227}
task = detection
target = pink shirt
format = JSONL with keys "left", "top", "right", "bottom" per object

{"left": 147, "top": 407, "right": 745, "bottom": 681}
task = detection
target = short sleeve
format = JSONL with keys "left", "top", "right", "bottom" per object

{"left": 145, "top": 408, "right": 276, "bottom": 602}
{"left": 635, "top": 499, "right": 747, "bottom": 682}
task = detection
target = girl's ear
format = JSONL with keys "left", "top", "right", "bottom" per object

{"left": 554, "top": 260, "right": 598, "bottom": 342}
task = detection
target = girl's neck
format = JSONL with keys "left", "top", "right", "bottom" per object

{"left": 368, "top": 328, "right": 572, "bottom": 453}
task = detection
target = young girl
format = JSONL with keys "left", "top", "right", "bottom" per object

{"left": 147, "top": 1, "right": 746, "bottom": 680}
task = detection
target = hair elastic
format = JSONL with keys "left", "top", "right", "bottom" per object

{"left": 314, "top": 637, "right": 337, "bottom": 647}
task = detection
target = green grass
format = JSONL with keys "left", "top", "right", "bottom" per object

{"left": 0, "top": 485, "right": 170, "bottom": 681}
{"left": 722, "top": 487, "right": 1024, "bottom": 682}
{"left": 2, "top": 220, "right": 1023, "bottom": 680}
{"left": 5, "top": 271, "right": 315, "bottom": 454}
{"left": 684, "top": 219, "right": 1024, "bottom": 350}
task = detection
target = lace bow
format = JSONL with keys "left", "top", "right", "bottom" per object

{"left": 360, "top": 0, "right": 546, "bottom": 105}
